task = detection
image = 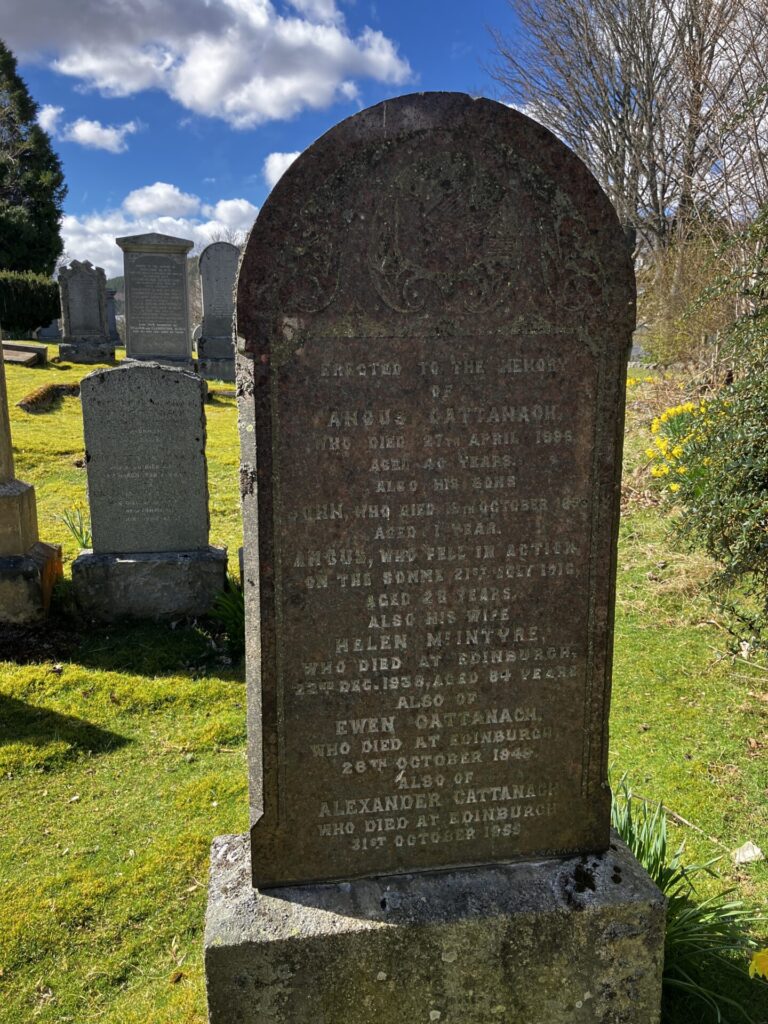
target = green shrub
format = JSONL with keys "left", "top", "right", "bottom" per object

{"left": 0, "top": 269, "right": 59, "bottom": 334}
{"left": 645, "top": 206, "right": 768, "bottom": 649}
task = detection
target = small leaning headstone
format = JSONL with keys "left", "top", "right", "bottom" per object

{"left": 0, "top": 343, "right": 62, "bottom": 622}
{"left": 35, "top": 318, "right": 61, "bottom": 342}
{"left": 116, "top": 232, "right": 194, "bottom": 368}
{"left": 197, "top": 241, "right": 239, "bottom": 382}
{"left": 58, "top": 260, "right": 114, "bottom": 363}
{"left": 204, "top": 93, "right": 665, "bottom": 1024}
{"left": 72, "top": 361, "right": 227, "bottom": 619}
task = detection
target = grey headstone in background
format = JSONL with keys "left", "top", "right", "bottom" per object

{"left": 198, "top": 241, "right": 240, "bottom": 382}
{"left": 116, "top": 232, "right": 193, "bottom": 367}
{"left": 72, "top": 360, "right": 227, "bottom": 619}
{"left": 105, "top": 288, "right": 120, "bottom": 343}
{"left": 80, "top": 362, "right": 210, "bottom": 553}
{"left": 58, "top": 260, "right": 114, "bottom": 363}
{"left": 199, "top": 241, "right": 239, "bottom": 353}
{"left": 35, "top": 319, "right": 61, "bottom": 341}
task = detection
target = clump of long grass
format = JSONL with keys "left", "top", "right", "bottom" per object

{"left": 611, "top": 775, "right": 767, "bottom": 1022}
{"left": 56, "top": 506, "right": 92, "bottom": 548}
{"left": 209, "top": 577, "right": 245, "bottom": 660}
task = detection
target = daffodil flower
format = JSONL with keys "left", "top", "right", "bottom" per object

{"left": 749, "top": 948, "right": 768, "bottom": 980}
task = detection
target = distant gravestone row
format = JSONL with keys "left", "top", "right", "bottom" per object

{"left": 48, "top": 237, "right": 239, "bottom": 379}
{"left": 7, "top": 237, "right": 240, "bottom": 619}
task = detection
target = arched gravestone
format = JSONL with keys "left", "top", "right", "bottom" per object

{"left": 237, "top": 92, "right": 635, "bottom": 887}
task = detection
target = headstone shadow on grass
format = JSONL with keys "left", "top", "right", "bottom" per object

{"left": 0, "top": 692, "right": 129, "bottom": 770}
{"left": 73, "top": 619, "right": 232, "bottom": 676}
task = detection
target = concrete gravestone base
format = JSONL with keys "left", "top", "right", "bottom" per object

{"left": 197, "top": 355, "right": 236, "bottom": 383}
{"left": 59, "top": 339, "right": 115, "bottom": 364}
{"left": 205, "top": 833, "right": 665, "bottom": 1024}
{"left": 72, "top": 547, "right": 227, "bottom": 620}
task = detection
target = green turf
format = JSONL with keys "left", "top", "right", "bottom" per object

{"left": 0, "top": 361, "right": 765, "bottom": 1023}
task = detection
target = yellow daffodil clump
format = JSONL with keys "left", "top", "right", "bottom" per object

{"left": 646, "top": 400, "right": 710, "bottom": 495}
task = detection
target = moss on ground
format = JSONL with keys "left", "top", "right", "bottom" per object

{"left": 0, "top": 362, "right": 765, "bottom": 1023}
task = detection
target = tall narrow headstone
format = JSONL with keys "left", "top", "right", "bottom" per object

{"left": 0, "top": 344, "right": 62, "bottom": 622}
{"left": 205, "top": 94, "right": 664, "bottom": 1024}
{"left": 105, "top": 288, "right": 120, "bottom": 343}
{"left": 58, "top": 260, "right": 114, "bottom": 363}
{"left": 116, "top": 233, "right": 194, "bottom": 368}
{"left": 197, "top": 241, "right": 240, "bottom": 382}
{"left": 72, "top": 362, "right": 226, "bottom": 619}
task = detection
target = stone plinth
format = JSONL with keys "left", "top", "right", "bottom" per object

{"left": 0, "top": 343, "right": 62, "bottom": 622}
{"left": 0, "top": 480, "right": 39, "bottom": 556}
{"left": 72, "top": 547, "right": 227, "bottom": 620}
{"left": 0, "top": 542, "right": 62, "bottom": 623}
{"left": 204, "top": 832, "right": 665, "bottom": 1024}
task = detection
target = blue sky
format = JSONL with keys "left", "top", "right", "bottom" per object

{"left": 4, "top": 0, "right": 519, "bottom": 277}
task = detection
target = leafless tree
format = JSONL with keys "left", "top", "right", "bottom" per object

{"left": 489, "top": 0, "right": 768, "bottom": 252}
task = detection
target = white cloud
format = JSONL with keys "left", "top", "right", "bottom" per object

{"left": 37, "top": 103, "right": 63, "bottom": 134}
{"left": 59, "top": 117, "right": 139, "bottom": 153}
{"left": 36, "top": 105, "right": 140, "bottom": 152}
{"left": 124, "top": 182, "right": 201, "bottom": 218}
{"left": 6, "top": 0, "right": 412, "bottom": 130}
{"left": 201, "top": 197, "right": 260, "bottom": 228}
{"left": 263, "top": 150, "right": 301, "bottom": 188}
{"left": 286, "top": 0, "right": 342, "bottom": 23}
{"left": 61, "top": 183, "right": 259, "bottom": 277}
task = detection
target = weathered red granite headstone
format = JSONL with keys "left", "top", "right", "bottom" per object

{"left": 205, "top": 93, "right": 664, "bottom": 1024}
{"left": 237, "top": 91, "right": 634, "bottom": 887}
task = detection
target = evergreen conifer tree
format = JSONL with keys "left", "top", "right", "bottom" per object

{"left": 0, "top": 38, "right": 66, "bottom": 275}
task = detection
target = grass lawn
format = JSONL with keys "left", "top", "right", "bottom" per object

{"left": 0, "top": 358, "right": 766, "bottom": 1023}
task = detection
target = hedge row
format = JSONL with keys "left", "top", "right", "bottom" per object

{"left": 0, "top": 270, "right": 59, "bottom": 335}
